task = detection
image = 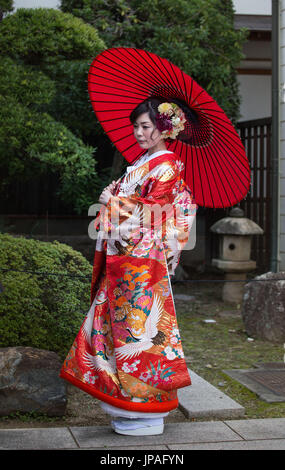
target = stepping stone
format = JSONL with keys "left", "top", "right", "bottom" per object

{"left": 224, "top": 368, "right": 285, "bottom": 403}
{"left": 174, "top": 294, "right": 195, "bottom": 301}
{"left": 178, "top": 369, "right": 245, "bottom": 419}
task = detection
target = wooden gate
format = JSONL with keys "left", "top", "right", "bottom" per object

{"left": 237, "top": 117, "right": 272, "bottom": 271}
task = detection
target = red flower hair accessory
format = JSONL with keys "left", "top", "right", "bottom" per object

{"left": 156, "top": 102, "right": 186, "bottom": 139}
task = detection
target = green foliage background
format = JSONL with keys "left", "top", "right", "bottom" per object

{"left": 0, "top": 8, "right": 107, "bottom": 214}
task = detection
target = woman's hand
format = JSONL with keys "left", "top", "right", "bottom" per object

{"left": 98, "top": 180, "right": 117, "bottom": 206}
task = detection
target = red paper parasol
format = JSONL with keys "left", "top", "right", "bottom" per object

{"left": 88, "top": 47, "right": 251, "bottom": 208}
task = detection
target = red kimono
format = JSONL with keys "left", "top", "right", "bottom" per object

{"left": 60, "top": 151, "right": 197, "bottom": 413}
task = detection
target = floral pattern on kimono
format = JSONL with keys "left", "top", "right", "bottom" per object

{"left": 60, "top": 152, "right": 197, "bottom": 412}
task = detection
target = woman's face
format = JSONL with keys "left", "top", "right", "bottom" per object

{"left": 133, "top": 112, "right": 163, "bottom": 149}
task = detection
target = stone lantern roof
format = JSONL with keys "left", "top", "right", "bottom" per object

{"left": 210, "top": 207, "right": 264, "bottom": 236}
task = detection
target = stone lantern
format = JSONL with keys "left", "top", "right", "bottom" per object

{"left": 210, "top": 207, "right": 264, "bottom": 303}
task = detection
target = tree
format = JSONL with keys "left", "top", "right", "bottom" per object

{"left": 60, "top": 0, "right": 248, "bottom": 123}
{"left": 0, "top": 8, "right": 107, "bottom": 214}
{"left": 0, "top": 7, "right": 106, "bottom": 139}
{"left": 0, "top": 0, "right": 13, "bottom": 21}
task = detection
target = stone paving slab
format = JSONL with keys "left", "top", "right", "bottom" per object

{"left": 223, "top": 368, "right": 285, "bottom": 402}
{"left": 1, "top": 419, "right": 285, "bottom": 450}
{"left": 0, "top": 427, "right": 77, "bottom": 450}
{"left": 168, "top": 439, "right": 285, "bottom": 450}
{"left": 69, "top": 421, "right": 242, "bottom": 449}
{"left": 80, "top": 445, "right": 170, "bottom": 450}
{"left": 224, "top": 418, "right": 285, "bottom": 440}
{"left": 174, "top": 294, "right": 195, "bottom": 301}
{"left": 178, "top": 369, "right": 245, "bottom": 419}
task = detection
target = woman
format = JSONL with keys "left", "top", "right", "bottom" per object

{"left": 60, "top": 98, "right": 197, "bottom": 436}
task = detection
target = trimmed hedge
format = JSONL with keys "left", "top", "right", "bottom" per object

{"left": 0, "top": 9, "right": 108, "bottom": 213}
{"left": 0, "top": 7, "right": 105, "bottom": 63}
{"left": 0, "top": 233, "right": 93, "bottom": 358}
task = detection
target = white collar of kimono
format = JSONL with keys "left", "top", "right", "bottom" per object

{"left": 126, "top": 150, "right": 173, "bottom": 174}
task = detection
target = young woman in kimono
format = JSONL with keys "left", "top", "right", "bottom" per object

{"left": 60, "top": 98, "right": 197, "bottom": 435}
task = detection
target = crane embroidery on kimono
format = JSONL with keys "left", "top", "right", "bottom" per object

{"left": 119, "top": 168, "right": 144, "bottom": 195}
{"left": 154, "top": 163, "right": 176, "bottom": 182}
{"left": 115, "top": 294, "right": 166, "bottom": 360}
{"left": 114, "top": 203, "right": 144, "bottom": 255}
{"left": 81, "top": 290, "right": 107, "bottom": 346}
{"left": 118, "top": 203, "right": 144, "bottom": 236}
{"left": 82, "top": 350, "right": 118, "bottom": 379}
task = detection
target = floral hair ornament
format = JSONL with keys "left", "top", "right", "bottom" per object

{"left": 156, "top": 102, "right": 186, "bottom": 139}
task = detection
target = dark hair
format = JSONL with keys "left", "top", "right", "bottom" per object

{"left": 130, "top": 96, "right": 199, "bottom": 144}
{"left": 129, "top": 98, "right": 164, "bottom": 125}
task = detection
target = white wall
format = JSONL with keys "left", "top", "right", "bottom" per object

{"left": 13, "top": 0, "right": 59, "bottom": 9}
{"left": 233, "top": 0, "right": 271, "bottom": 15}
{"left": 238, "top": 75, "right": 272, "bottom": 121}
{"left": 237, "top": 38, "right": 272, "bottom": 121}
{"left": 280, "top": 0, "right": 285, "bottom": 270}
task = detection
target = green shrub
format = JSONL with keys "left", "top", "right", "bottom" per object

{"left": 0, "top": 9, "right": 108, "bottom": 212}
{"left": 0, "top": 57, "right": 56, "bottom": 108}
{"left": 0, "top": 0, "right": 13, "bottom": 20}
{"left": 42, "top": 59, "right": 103, "bottom": 140}
{"left": 0, "top": 95, "right": 99, "bottom": 214}
{"left": 0, "top": 7, "right": 105, "bottom": 64}
{"left": 0, "top": 7, "right": 106, "bottom": 139}
{"left": 0, "top": 233, "right": 92, "bottom": 358}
